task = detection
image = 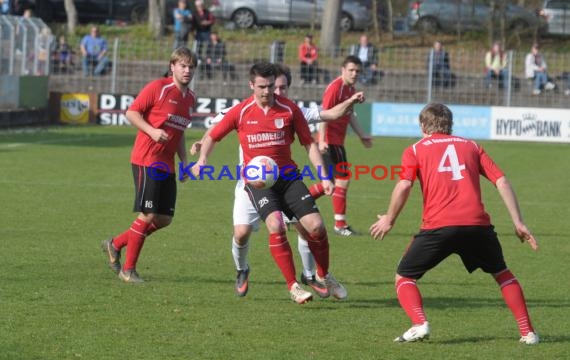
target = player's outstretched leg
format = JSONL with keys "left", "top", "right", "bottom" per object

{"left": 494, "top": 269, "right": 539, "bottom": 345}
{"left": 296, "top": 229, "right": 329, "bottom": 298}
{"left": 394, "top": 276, "right": 430, "bottom": 342}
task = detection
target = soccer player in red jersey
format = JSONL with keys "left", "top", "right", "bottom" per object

{"left": 191, "top": 62, "right": 347, "bottom": 304}
{"left": 313, "top": 55, "right": 373, "bottom": 236}
{"left": 101, "top": 47, "right": 198, "bottom": 283}
{"left": 370, "top": 103, "right": 539, "bottom": 344}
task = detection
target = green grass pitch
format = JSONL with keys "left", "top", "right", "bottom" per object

{"left": 0, "top": 125, "right": 568, "bottom": 359}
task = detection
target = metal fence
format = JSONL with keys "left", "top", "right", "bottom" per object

{"left": 0, "top": 15, "right": 53, "bottom": 76}
{"left": 2, "top": 19, "right": 569, "bottom": 109}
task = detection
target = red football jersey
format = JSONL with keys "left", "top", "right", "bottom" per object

{"left": 320, "top": 76, "right": 356, "bottom": 145}
{"left": 400, "top": 134, "right": 504, "bottom": 229}
{"left": 129, "top": 78, "right": 195, "bottom": 173}
{"left": 209, "top": 94, "right": 313, "bottom": 172}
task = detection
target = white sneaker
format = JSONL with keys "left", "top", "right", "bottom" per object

{"left": 394, "top": 322, "right": 430, "bottom": 342}
{"left": 519, "top": 331, "right": 539, "bottom": 345}
{"left": 316, "top": 273, "right": 347, "bottom": 300}
{"left": 532, "top": 89, "right": 541, "bottom": 95}
{"left": 564, "top": 89, "right": 570, "bottom": 96}
{"left": 545, "top": 82, "right": 555, "bottom": 90}
{"left": 289, "top": 282, "right": 313, "bottom": 304}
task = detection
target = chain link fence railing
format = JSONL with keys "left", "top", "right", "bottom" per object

{"left": 2, "top": 19, "right": 569, "bottom": 109}
{"left": 0, "top": 15, "right": 53, "bottom": 76}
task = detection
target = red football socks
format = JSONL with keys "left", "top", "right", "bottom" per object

{"left": 269, "top": 232, "right": 297, "bottom": 289}
{"left": 332, "top": 186, "right": 348, "bottom": 228}
{"left": 113, "top": 221, "right": 160, "bottom": 251}
{"left": 495, "top": 269, "right": 534, "bottom": 336}
{"left": 396, "top": 277, "right": 427, "bottom": 325}
{"left": 123, "top": 218, "right": 152, "bottom": 271}
{"left": 306, "top": 232, "right": 330, "bottom": 278}
{"left": 309, "top": 183, "right": 325, "bottom": 200}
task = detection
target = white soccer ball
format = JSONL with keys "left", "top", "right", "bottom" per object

{"left": 245, "top": 155, "right": 278, "bottom": 189}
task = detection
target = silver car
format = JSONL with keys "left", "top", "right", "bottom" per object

{"left": 539, "top": 0, "right": 570, "bottom": 35}
{"left": 209, "top": 0, "right": 371, "bottom": 32}
{"left": 408, "top": 0, "right": 542, "bottom": 34}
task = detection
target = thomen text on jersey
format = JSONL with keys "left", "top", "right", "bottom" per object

{"left": 146, "top": 162, "right": 421, "bottom": 182}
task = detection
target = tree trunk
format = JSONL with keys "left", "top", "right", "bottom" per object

{"left": 371, "top": 0, "right": 381, "bottom": 42}
{"left": 64, "top": 0, "right": 78, "bottom": 35}
{"left": 385, "top": 0, "right": 394, "bottom": 41}
{"left": 148, "top": 0, "right": 165, "bottom": 39}
{"left": 320, "top": 0, "right": 342, "bottom": 57}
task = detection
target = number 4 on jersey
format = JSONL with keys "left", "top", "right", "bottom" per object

{"left": 438, "top": 144, "right": 465, "bottom": 180}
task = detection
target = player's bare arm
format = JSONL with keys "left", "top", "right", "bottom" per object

{"left": 125, "top": 109, "right": 169, "bottom": 144}
{"left": 369, "top": 180, "right": 413, "bottom": 240}
{"left": 348, "top": 113, "right": 373, "bottom": 148}
{"left": 495, "top": 176, "right": 539, "bottom": 251}
{"left": 190, "top": 134, "right": 216, "bottom": 177}
{"left": 317, "top": 121, "right": 328, "bottom": 154}
{"left": 190, "top": 126, "right": 214, "bottom": 155}
{"left": 319, "top": 91, "right": 365, "bottom": 121}
{"left": 177, "top": 136, "right": 189, "bottom": 182}
{"left": 305, "top": 142, "right": 334, "bottom": 195}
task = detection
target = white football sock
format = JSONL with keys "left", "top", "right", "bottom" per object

{"left": 297, "top": 235, "right": 315, "bottom": 278}
{"left": 232, "top": 237, "right": 249, "bottom": 271}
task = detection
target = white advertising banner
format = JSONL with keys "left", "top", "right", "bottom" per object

{"left": 491, "top": 107, "right": 570, "bottom": 143}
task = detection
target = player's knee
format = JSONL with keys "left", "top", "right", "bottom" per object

{"left": 305, "top": 220, "right": 326, "bottom": 238}
{"left": 154, "top": 215, "right": 173, "bottom": 229}
{"left": 265, "top": 212, "right": 286, "bottom": 233}
{"left": 233, "top": 227, "right": 252, "bottom": 245}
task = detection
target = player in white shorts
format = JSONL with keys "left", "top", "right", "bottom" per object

{"left": 192, "top": 63, "right": 364, "bottom": 298}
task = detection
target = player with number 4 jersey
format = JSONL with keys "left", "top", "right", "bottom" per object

{"left": 369, "top": 103, "right": 539, "bottom": 345}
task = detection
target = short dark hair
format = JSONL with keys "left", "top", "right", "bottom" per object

{"left": 249, "top": 61, "right": 276, "bottom": 83}
{"left": 343, "top": 55, "right": 362, "bottom": 67}
{"left": 273, "top": 63, "right": 292, "bottom": 87}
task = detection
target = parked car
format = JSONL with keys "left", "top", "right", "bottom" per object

{"left": 539, "top": 0, "right": 570, "bottom": 35}
{"left": 209, "top": 0, "right": 372, "bottom": 32}
{"left": 408, "top": 0, "right": 543, "bottom": 34}
{"left": 36, "top": 0, "right": 178, "bottom": 24}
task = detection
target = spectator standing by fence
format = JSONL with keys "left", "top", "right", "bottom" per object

{"left": 427, "top": 40, "right": 452, "bottom": 88}
{"left": 298, "top": 34, "right": 319, "bottom": 85}
{"left": 484, "top": 42, "right": 508, "bottom": 89}
{"left": 192, "top": 0, "right": 215, "bottom": 59}
{"left": 349, "top": 34, "right": 379, "bottom": 85}
{"left": 80, "top": 26, "right": 109, "bottom": 76}
{"left": 173, "top": 0, "right": 193, "bottom": 49}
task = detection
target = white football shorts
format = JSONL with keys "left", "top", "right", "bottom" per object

{"left": 233, "top": 180, "right": 260, "bottom": 231}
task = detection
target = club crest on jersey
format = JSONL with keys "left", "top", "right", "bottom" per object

{"left": 274, "top": 118, "right": 284, "bottom": 129}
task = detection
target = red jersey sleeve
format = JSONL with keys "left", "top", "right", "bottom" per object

{"left": 321, "top": 81, "right": 339, "bottom": 110}
{"left": 478, "top": 146, "right": 504, "bottom": 184}
{"left": 209, "top": 104, "right": 239, "bottom": 142}
{"left": 129, "top": 81, "right": 159, "bottom": 115}
{"left": 292, "top": 104, "right": 314, "bottom": 146}
{"left": 401, "top": 146, "right": 419, "bottom": 182}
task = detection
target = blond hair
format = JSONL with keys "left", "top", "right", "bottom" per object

{"left": 419, "top": 103, "right": 453, "bottom": 135}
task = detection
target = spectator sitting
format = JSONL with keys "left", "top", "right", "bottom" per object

{"left": 1, "top": 0, "right": 10, "bottom": 14}
{"left": 427, "top": 40, "right": 452, "bottom": 88}
{"left": 80, "top": 25, "right": 110, "bottom": 76}
{"left": 53, "top": 35, "right": 73, "bottom": 72}
{"left": 201, "top": 31, "right": 237, "bottom": 82}
{"left": 192, "top": 0, "right": 215, "bottom": 59}
{"left": 349, "top": 34, "right": 380, "bottom": 85}
{"left": 173, "top": 0, "right": 192, "bottom": 49}
{"left": 561, "top": 72, "right": 570, "bottom": 96}
{"left": 484, "top": 41, "right": 508, "bottom": 89}
{"left": 525, "top": 43, "right": 555, "bottom": 95}
{"left": 298, "top": 34, "right": 318, "bottom": 84}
